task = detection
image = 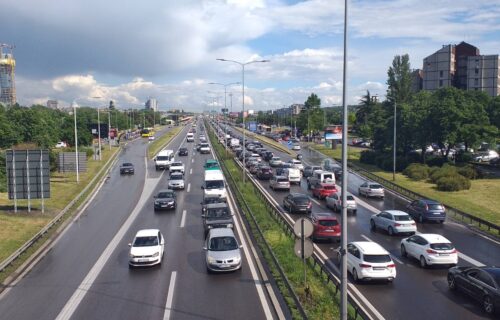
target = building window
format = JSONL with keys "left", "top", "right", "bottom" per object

{"left": 439, "top": 70, "right": 443, "bottom": 77}
{"left": 474, "top": 78, "right": 479, "bottom": 86}
{"left": 475, "top": 69, "right": 479, "bottom": 74}
{"left": 439, "top": 80, "right": 443, "bottom": 87}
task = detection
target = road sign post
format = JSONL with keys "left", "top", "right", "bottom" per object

{"left": 294, "top": 218, "right": 314, "bottom": 291}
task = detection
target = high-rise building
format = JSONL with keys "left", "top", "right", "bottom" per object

{"left": 145, "top": 98, "right": 158, "bottom": 111}
{"left": 47, "top": 100, "right": 58, "bottom": 109}
{"left": 0, "top": 44, "right": 16, "bottom": 106}
{"left": 418, "top": 42, "right": 499, "bottom": 96}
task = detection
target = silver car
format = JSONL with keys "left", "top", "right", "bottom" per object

{"left": 326, "top": 192, "right": 357, "bottom": 214}
{"left": 270, "top": 175, "right": 291, "bottom": 191}
{"left": 358, "top": 182, "right": 385, "bottom": 198}
{"left": 168, "top": 172, "right": 185, "bottom": 190}
{"left": 204, "top": 228, "right": 242, "bottom": 273}
{"left": 370, "top": 210, "right": 417, "bottom": 236}
{"left": 269, "top": 157, "right": 282, "bottom": 167}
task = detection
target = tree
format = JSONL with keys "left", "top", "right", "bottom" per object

{"left": 304, "top": 93, "right": 321, "bottom": 109}
{"left": 387, "top": 54, "right": 413, "bottom": 104}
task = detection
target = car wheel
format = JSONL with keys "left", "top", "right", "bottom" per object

{"left": 419, "top": 256, "right": 427, "bottom": 268}
{"left": 333, "top": 204, "right": 337, "bottom": 212}
{"left": 401, "top": 245, "right": 407, "bottom": 257}
{"left": 439, "top": 220, "right": 444, "bottom": 224}
{"left": 206, "top": 267, "right": 212, "bottom": 274}
{"left": 447, "top": 274, "right": 456, "bottom": 290}
{"left": 370, "top": 220, "right": 376, "bottom": 231}
{"left": 483, "top": 296, "right": 494, "bottom": 314}
{"left": 418, "top": 215, "right": 424, "bottom": 223}
{"left": 352, "top": 269, "right": 359, "bottom": 282}
{"left": 388, "top": 226, "right": 395, "bottom": 236}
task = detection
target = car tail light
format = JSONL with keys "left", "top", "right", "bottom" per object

{"left": 411, "top": 222, "right": 416, "bottom": 225}
{"left": 450, "top": 249, "right": 458, "bottom": 254}
{"left": 426, "top": 249, "right": 438, "bottom": 254}
{"left": 308, "top": 202, "right": 312, "bottom": 208}
{"left": 359, "top": 263, "right": 371, "bottom": 268}
{"left": 394, "top": 223, "right": 401, "bottom": 227}
{"left": 387, "top": 264, "right": 396, "bottom": 268}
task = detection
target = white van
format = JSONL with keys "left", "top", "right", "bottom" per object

{"left": 186, "top": 133, "right": 195, "bottom": 142}
{"left": 203, "top": 169, "right": 227, "bottom": 199}
{"left": 154, "top": 150, "right": 175, "bottom": 170}
{"left": 284, "top": 168, "right": 301, "bottom": 184}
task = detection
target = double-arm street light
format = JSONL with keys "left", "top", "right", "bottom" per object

{"left": 209, "top": 82, "right": 240, "bottom": 152}
{"left": 216, "top": 58, "right": 270, "bottom": 182}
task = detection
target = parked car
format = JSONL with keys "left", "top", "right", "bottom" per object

{"left": 55, "top": 141, "right": 67, "bottom": 148}
{"left": 311, "top": 182, "right": 337, "bottom": 199}
{"left": 202, "top": 203, "right": 234, "bottom": 236}
{"left": 153, "top": 189, "right": 176, "bottom": 211}
{"left": 283, "top": 193, "right": 312, "bottom": 214}
{"left": 310, "top": 212, "right": 340, "bottom": 242}
{"left": 401, "top": 234, "right": 458, "bottom": 268}
{"left": 257, "top": 166, "right": 273, "bottom": 180}
{"left": 168, "top": 172, "right": 185, "bottom": 190}
{"left": 269, "top": 157, "right": 283, "bottom": 167}
{"left": 303, "top": 165, "right": 322, "bottom": 178}
{"left": 178, "top": 147, "right": 188, "bottom": 156}
{"left": 270, "top": 176, "right": 290, "bottom": 191}
{"left": 474, "top": 150, "right": 499, "bottom": 162}
{"left": 120, "top": 162, "right": 135, "bottom": 175}
{"left": 447, "top": 266, "right": 500, "bottom": 315}
{"left": 370, "top": 210, "right": 417, "bottom": 236}
{"left": 358, "top": 182, "right": 385, "bottom": 199}
{"left": 406, "top": 199, "right": 446, "bottom": 223}
{"left": 204, "top": 228, "right": 242, "bottom": 273}
{"left": 342, "top": 241, "right": 396, "bottom": 283}
{"left": 128, "top": 229, "right": 164, "bottom": 268}
{"left": 326, "top": 192, "right": 357, "bottom": 214}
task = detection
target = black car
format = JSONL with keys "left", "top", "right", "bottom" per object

{"left": 178, "top": 147, "right": 188, "bottom": 156}
{"left": 283, "top": 193, "right": 312, "bottom": 214}
{"left": 201, "top": 195, "right": 226, "bottom": 214}
{"left": 257, "top": 166, "right": 273, "bottom": 180}
{"left": 120, "top": 162, "right": 135, "bottom": 175}
{"left": 263, "top": 151, "right": 274, "bottom": 161}
{"left": 153, "top": 189, "right": 176, "bottom": 211}
{"left": 406, "top": 199, "right": 446, "bottom": 223}
{"left": 202, "top": 203, "right": 234, "bottom": 236}
{"left": 448, "top": 266, "right": 500, "bottom": 315}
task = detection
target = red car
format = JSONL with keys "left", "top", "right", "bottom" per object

{"left": 311, "top": 212, "right": 341, "bottom": 242}
{"left": 311, "top": 182, "right": 337, "bottom": 199}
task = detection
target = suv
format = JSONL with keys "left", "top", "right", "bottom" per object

{"left": 202, "top": 203, "right": 234, "bottom": 236}
{"left": 303, "top": 166, "right": 322, "bottom": 178}
{"left": 406, "top": 199, "right": 446, "bottom": 223}
{"left": 120, "top": 162, "right": 135, "bottom": 175}
{"left": 343, "top": 241, "right": 396, "bottom": 283}
{"left": 283, "top": 193, "right": 312, "bottom": 214}
{"left": 311, "top": 212, "right": 341, "bottom": 242}
{"left": 153, "top": 189, "right": 177, "bottom": 211}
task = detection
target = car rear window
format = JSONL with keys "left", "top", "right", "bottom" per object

{"left": 319, "top": 220, "right": 338, "bottom": 227}
{"left": 430, "top": 243, "right": 454, "bottom": 250}
{"left": 277, "top": 178, "right": 288, "bottom": 182}
{"left": 427, "top": 204, "right": 444, "bottom": 210}
{"left": 394, "top": 215, "right": 412, "bottom": 221}
{"left": 294, "top": 197, "right": 310, "bottom": 204}
{"left": 323, "top": 174, "right": 333, "bottom": 180}
{"left": 324, "top": 185, "right": 336, "bottom": 190}
{"left": 369, "top": 184, "right": 383, "bottom": 189}
{"left": 346, "top": 195, "right": 355, "bottom": 201}
{"left": 363, "top": 254, "right": 392, "bottom": 263}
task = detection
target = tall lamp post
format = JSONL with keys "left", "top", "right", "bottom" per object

{"left": 209, "top": 82, "right": 240, "bottom": 153}
{"left": 393, "top": 102, "right": 397, "bottom": 181}
{"left": 217, "top": 58, "right": 269, "bottom": 183}
{"left": 71, "top": 100, "right": 83, "bottom": 183}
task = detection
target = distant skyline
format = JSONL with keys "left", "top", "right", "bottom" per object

{"left": 2, "top": 0, "right": 499, "bottom": 111}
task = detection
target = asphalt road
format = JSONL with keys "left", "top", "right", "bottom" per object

{"left": 0, "top": 123, "right": 279, "bottom": 320}
{"left": 225, "top": 125, "right": 500, "bottom": 320}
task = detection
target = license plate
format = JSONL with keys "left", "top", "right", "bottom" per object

{"left": 433, "top": 212, "right": 442, "bottom": 215}
{"left": 439, "top": 254, "right": 449, "bottom": 256}
{"left": 138, "top": 258, "right": 148, "bottom": 262}
{"left": 325, "top": 229, "right": 334, "bottom": 232}
{"left": 219, "top": 264, "right": 230, "bottom": 268}
{"left": 373, "top": 267, "right": 385, "bottom": 270}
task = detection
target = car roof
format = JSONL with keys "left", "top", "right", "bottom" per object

{"left": 290, "top": 193, "right": 309, "bottom": 198}
{"left": 351, "top": 241, "right": 389, "bottom": 255}
{"left": 312, "top": 212, "right": 337, "bottom": 220}
{"left": 206, "top": 202, "right": 229, "bottom": 209}
{"left": 383, "top": 210, "right": 410, "bottom": 216}
{"left": 136, "top": 229, "right": 160, "bottom": 237}
{"left": 417, "top": 233, "right": 451, "bottom": 244}
{"left": 208, "top": 227, "right": 235, "bottom": 238}
{"left": 420, "top": 199, "right": 441, "bottom": 205}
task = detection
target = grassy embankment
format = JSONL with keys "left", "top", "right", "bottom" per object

{"left": 312, "top": 144, "right": 500, "bottom": 226}
{"left": 209, "top": 129, "right": 361, "bottom": 319}
{"left": 147, "top": 126, "right": 183, "bottom": 159}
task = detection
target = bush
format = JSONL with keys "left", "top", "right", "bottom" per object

{"left": 455, "top": 151, "right": 474, "bottom": 163}
{"left": 360, "top": 150, "right": 377, "bottom": 165}
{"left": 426, "top": 156, "right": 448, "bottom": 167}
{"left": 436, "top": 175, "right": 471, "bottom": 191}
{"left": 403, "top": 163, "right": 430, "bottom": 181}
{"left": 457, "top": 165, "right": 479, "bottom": 180}
{"left": 429, "top": 164, "right": 457, "bottom": 183}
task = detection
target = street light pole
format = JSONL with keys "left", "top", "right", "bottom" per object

{"left": 72, "top": 101, "right": 80, "bottom": 183}
{"left": 209, "top": 82, "right": 240, "bottom": 154}
{"left": 108, "top": 110, "right": 111, "bottom": 150}
{"left": 97, "top": 108, "right": 102, "bottom": 160}
{"left": 393, "top": 102, "right": 397, "bottom": 181}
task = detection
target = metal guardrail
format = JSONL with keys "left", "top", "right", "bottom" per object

{"left": 208, "top": 123, "right": 373, "bottom": 320}
{"left": 0, "top": 147, "right": 121, "bottom": 275}
{"left": 307, "top": 146, "right": 500, "bottom": 237}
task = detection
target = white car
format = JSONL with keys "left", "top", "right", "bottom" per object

{"left": 288, "top": 159, "right": 304, "bottom": 171}
{"left": 358, "top": 182, "right": 385, "bottom": 198}
{"left": 148, "top": 135, "right": 155, "bottom": 141}
{"left": 199, "top": 143, "right": 211, "bottom": 154}
{"left": 291, "top": 144, "right": 301, "bottom": 151}
{"left": 370, "top": 210, "right": 417, "bottom": 236}
{"left": 400, "top": 234, "right": 458, "bottom": 268}
{"left": 128, "top": 229, "right": 164, "bottom": 267}
{"left": 55, "top": 141, "right": 67, "bottom": 148}
{"left": 269, "top": 157, "right": 282, "bottom": 167}
{"left": 168, "top": 172, "right": 185, "bottom": 189}
{"left": 343, "top": 241, "right": 396, "bottom": 283}
{"left": 326, "top": 192, "right": 357, "bottom": 214}
{"left": 474, "top": 150, "right": 499, "bottom": 162}
{"left": 169, "top": 161, "right": 185, "bottom": 174}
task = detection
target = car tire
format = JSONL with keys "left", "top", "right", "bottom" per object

{"left": 333, "top": 204, "right": 337, "bottom": 212}
{"left": 370, "top": 220, "right": 376, "bottom": 231}
{"left": 447, "top": 274, "right": 456, "bottom": 290}
{"left": 388, "top": 226, "right": 395, "bottom": 236}
{"left": 419, "top": 256, "right": 427, "bottom": 268}
{"left": 401, "top": 245, "right": 407, "bottom": 257}
{"left": 206, "top": 267, "right": 212, "bottom": 274}
{"left": 483, "top": 296, "right": 494, "bottom": 314}
{"left": 352, "top": 269, "right": 359, "bottom": 283}
{"left": 418, "top": 215, "right": 424, "bottom": 223}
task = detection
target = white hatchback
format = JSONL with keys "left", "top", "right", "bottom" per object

{"left": 128, "top": 229, "right": 164, "bottom": 268}
{"left": 344, "top": 241, "right": 396, "bottom": 283}
{"left": 370, "top": 210, "right": 417, "bottom": 236}
{"left": 400, "top": 233, "right": 458, "bottom": 268}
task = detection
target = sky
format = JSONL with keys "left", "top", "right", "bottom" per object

{"left": 1, "top": 0, "right": 499, "bottom": 112}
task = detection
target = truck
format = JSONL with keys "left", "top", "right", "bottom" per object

{"left": 202, "top": 169, "right": 227, "bottom": 199}
{"left": 230, "top": 138, "right": 240, "bottom": 148}
{"left": 186, "top": 132, "right": 195, "bottom": 142}
{"left": 154, "top": 149, "right": 175, "bottom": 170}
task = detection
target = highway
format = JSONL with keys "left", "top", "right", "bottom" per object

{"left": 0, "top": 123, "right": 283, "bottom": 320}
{"left": 223, "top": 123, "right": 500, "bottom": 320}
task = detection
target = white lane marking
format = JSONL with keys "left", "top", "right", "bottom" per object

{"left": 311, "top": 198, "right": 322, "bottom": 206}
{"left": 180, "top": 210, "right": 187, "bottom": 228}
{"left": 190, "top": 168, "right": 193, "bottom": 175}
{"left": 187, "top": 183, "right": 191, "bottom": 193}
{"left": 457, "top": 252, "right": 485, "bottom": 267}
{"left": 192, "top": 158, "right": 194, "bottom": 163}
{"left": 163, "top": 271, "right": 177, "bottom": 320}
{"left": 360, "top": 234, "right": 402, "bottom": 265}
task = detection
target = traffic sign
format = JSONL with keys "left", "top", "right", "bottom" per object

{"left": 294, "top": 239, "right": 314, "bottom": 259}
{"left": 293, "top": 218, "right": 313, "bottom": 238}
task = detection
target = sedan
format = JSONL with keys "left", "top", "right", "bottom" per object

{"left": 283, "top": 193, "right": 312, "bottom": 214}
{"left": 269, "top": 157, "right": 283, "bottom": 167}
{"left": 401, "top": 234, "right": 458, "bottom": 268}
{"left": 303, "top": 165, "right": 322, "bottom": 178}
{"left": 447, "top": 266, "right": 500, "bottom": 315}
{"left": 128, "top": 229, "right": 164, "bottom": 268}
{"left": 358, "top": 182, "right": 385, "bottom": 199}
{"left": 291, "top": 144, "right": 301, "bottom": 151}
{"left": 153, "top": 189, "right": 176, "bottom": 211}
{"left": 168, "top": 172, "right": 185, "bottom": 190}
{"left": 326, "top": 192, "right": 357, "bottom": 214}
{"left": 178, "top": 147, "right": 188, "bottom": 156}
{"left": 204, "top": 228, "right": 242, "bottom": 273}
{"left": 370, "top": 210, "right": 417, "bottom": 236}
{"left": 311, "top": 183, "right": 337, "bottom": 199}
{"left": 120, "top": 162, "right": 135, "bottom": 175}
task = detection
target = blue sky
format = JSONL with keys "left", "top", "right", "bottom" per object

{"left": 1, "top": 0, "right": 499, "bottom": 111}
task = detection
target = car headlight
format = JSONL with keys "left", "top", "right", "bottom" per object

{"left": 129, "top": 253, "right": 136, "bottom": 259}
{"left": 227, "top": 223, "right": 234, "bottom": 228}
{"left": 208, "top": 225, "right": 213, "bottom": 229}
{"left": 152, "top": 252, "right": 160, "bottom": 257}
{"left": 207, "top": 256, "right": 217, "bottom": 264}
{"left": 168, "top": 201, "right": 175, "bottom": 205}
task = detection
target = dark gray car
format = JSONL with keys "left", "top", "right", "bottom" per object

{"left": 406, "top": 199, "right": 446, "bottom": 223}
{"left": 202, "top": 203, "right": 234, "bottom": 236}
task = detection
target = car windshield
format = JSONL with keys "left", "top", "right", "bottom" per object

{"left": 180, "top": 148, "right": 187, "bottom": 152}
{"left": 171, "top": 162, "right": 182, "bottom": 166}
{"left": 157, "top": 192, "right": 174, "bottom": 198}
{"left": 346, "top": 195, "right": 355, "bottom": 201}
{"left": 201, "top": 144, "right": 209, "bottom": 147}
{"left": 319, "top": 220, "right": 338, "bottom": 227}
{"left": 133, "top": 236, "right": 158, "bottom": 247}
{"left": 427, "top": 204, "right": 444, "bottom": 210}
{"left": 369, "top": 184, "right": 383, "bottom": 189}
{"left": 157, "top": 156, "right": 169, "bottom": 161}
{"left": 394, "top": 215, "right": 412, "bottom": 221}
{"left": 206, "top": 180, "right": 224, "bottom": 189}
{"left": 363, "top": 254, "right": 392, "bottom": 263}
{"left": 209, "top": 236, "right": 238, "bottom": 251}
{"left": 170, "top": 174, "right": 183, "bottom": 180}
{"left": 206, "top": 207, "right": 230, "bottom": 218}
{"left": 122, "top": 163, "right": 133, "bottom": 167}
{"left": 323, "top": 174, "right": 333, "bottom": 180}
{"left": 430, "top": 243, "right": 454, "bottom": 250}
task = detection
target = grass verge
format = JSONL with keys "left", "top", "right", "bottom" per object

{"left": 209, "top": 127, "right": 359, "bottom": 319}
{"left": 147, "top": 126, "right": 183, "bottom": 159}
{"left": 311, "top": 144, "right": 500, "bottom": 227}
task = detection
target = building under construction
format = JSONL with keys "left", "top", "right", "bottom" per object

{"left": 0, "top": 44, "right": 16, "bottom": 106}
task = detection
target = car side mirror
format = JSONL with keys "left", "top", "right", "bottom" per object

{"left": 161, "top": 240, "right": 165, "bottom": 245}
{"left": 128, "top": 243, "right": 132, "bottom": 247}
{"left": 201, "top": 214, "right": 206, "bottom": 218}
{"left": 201, "top": 185, "right": 205, "bottom": 189}
{"left": 203, "top": 246, "right": 207, "bottom": 251}
{"left": 239, "top": 245, "right": 243, "bottom": 249}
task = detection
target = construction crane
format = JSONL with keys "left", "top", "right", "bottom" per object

{"left": 0, "top": 43, "right": 16, "bottom": 105}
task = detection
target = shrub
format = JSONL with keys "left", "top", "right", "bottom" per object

{"left": 455, "top": 151, "right": 474, "bottom": 163}
{"left": 457, "top": 165, "right": 479, "bottom": 180}
{"left": 426, "top": 156, "right": 448, "bottom": 167}
{"left": 436, "top": 175, "right": 471, "bottom": 191}
{"left": 403, "top": 163, "right": 430, "bottom": 181}
{"left": 360, "top": 150, "right": 377, "bottom": 165}
{"left": 429, "top": 164, "right": 457, "bottom": 183}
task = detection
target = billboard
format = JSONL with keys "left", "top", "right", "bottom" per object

{"left": 247, "top": 121, "right": 257, "bottom": 132}
{"left": 6, "top": 150, "right": 50, "bottom": 200}
{"left": 325, "top": 125, "right": 342, "bottom": 140}
{"left": 90, "top": 123, "right": 109, "bottom": 139}
{"left": 229, "top": 112, "right": 239, "bottom": 118}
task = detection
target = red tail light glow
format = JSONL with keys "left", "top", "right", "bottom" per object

{"left": 387, "top": 264, "right": 396, "bottom": 268}
{"left": 359, "top": 263, "right": 371, "bottom": 268}
{"left": 426, "top": 249, "right": 438, "bottom": 254}
{"left": 394, "top": 223, "right": 402, "bottom": 227}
